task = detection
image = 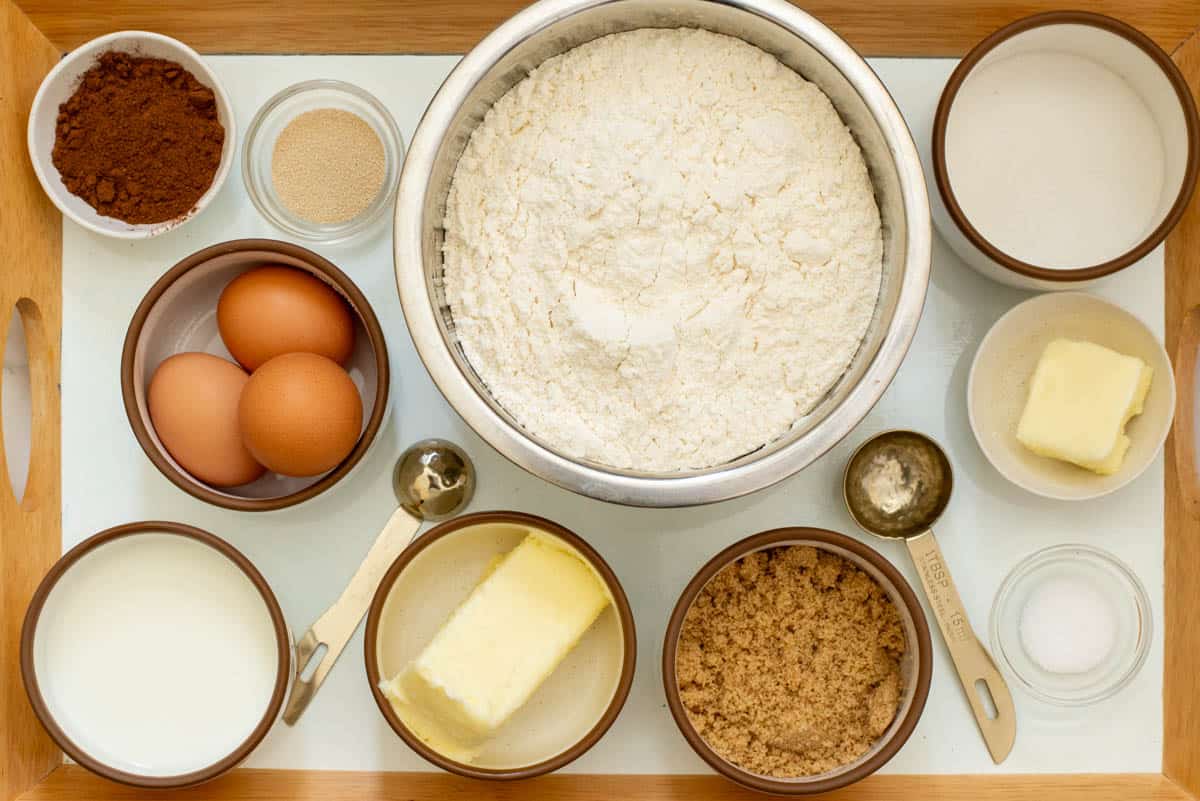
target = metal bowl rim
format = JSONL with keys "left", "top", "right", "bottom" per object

{"left": 394, "top": 0, "right": 932, "bottom": 507}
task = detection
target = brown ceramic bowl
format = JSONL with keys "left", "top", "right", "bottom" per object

{"left": 365, "top": 511, "right": 636, "bottom": 780}
{"left": 663, "top": 527, "right": 932, "bottom": 795}
{"left": 931, "top": 11, "right": 1199, "bottom": 290}
{"left": 20, "top": 522, "right": 290, "bottom": 789}
{"left": 121, "top": 238, "right": 390, "bottom": 511}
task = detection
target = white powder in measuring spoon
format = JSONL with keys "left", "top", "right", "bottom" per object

{"left": 1019, "top": 575, "right": 1117, "bottom": 674}
{"left": 443, "top": 28, "right": 882, "bottom": 471}
{"left": 945, "top": 51, "right": 1165, "bottom": 269}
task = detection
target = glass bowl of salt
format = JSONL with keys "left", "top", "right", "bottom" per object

{"left": 990, "top": 544, "right": 1152, "bottom": 706}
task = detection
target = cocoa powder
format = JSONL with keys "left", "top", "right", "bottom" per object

{"left": 52, "top": 51, "right": 225, "bottom": 225}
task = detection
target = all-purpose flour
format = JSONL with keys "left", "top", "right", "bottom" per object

{"left": 443, "top": 29, "right": 882, "bottom": 471}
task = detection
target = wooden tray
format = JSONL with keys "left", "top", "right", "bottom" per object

{"left": 3, "top": 2, "right": 1200, "bottom": 799}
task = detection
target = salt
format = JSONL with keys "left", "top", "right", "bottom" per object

{"left": 1019, "top": 575, "right": 1117, "bottom": 674}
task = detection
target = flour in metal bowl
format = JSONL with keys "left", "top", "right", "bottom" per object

{"left": 443, "top": 28, "right": 882, "bottom": 472}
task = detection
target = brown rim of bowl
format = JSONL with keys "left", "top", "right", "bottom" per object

{"left": 120, "top": 238, "right": 390, "bottom": 511}
{"left": 364, "top": 510, "right": 637, "bottom": 781}
{"left": 932, "top": 10, "right": 1200, "bottom": 282}
{"left": 19, "top": 521, "right": 291, "bottom": 790}
{"left": 662, "top": 527, "right": 933, "bottom": 796}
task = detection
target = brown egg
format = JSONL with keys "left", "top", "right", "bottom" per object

{"left": 217, "top": 265, "right": 356, "bottom": 371}
{"left": 147, "top": 353, "right": 266, "bottom": 487}
{"left": 238, "top": 352, "right": 363, "bottom": 477}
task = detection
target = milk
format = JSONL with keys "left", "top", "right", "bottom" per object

{"left": 945, "top": 50, "right": 1166, "bottom": 269}
{"left": 33, "top": 533, "right": 281, "bottom": 777}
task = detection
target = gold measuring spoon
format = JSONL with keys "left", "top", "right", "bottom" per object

{"left": 844, "top": 430, "right": 1015, "bottom": 763}
{"left": 282, "top": 439, "right": 475, "bottom": 725}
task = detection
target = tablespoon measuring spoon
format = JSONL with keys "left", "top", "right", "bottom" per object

{"left": 843, "top": 430, "right": 1015, "bottom": 764}
{"left": 282, "top": 439, "right": 475, "bottom": 725}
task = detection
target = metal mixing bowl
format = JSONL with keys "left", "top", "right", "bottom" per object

{"left": 394, "top": 0, "right": 931, "bottom": 507}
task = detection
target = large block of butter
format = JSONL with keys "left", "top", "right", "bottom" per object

{"left": 381, "top": 531, "right": 611, "bottom": 761}
{"left": 1016, "top": 339, "right": 1152, "bottom": 475}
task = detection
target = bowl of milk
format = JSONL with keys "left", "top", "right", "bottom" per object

{"left": 931, "top": 11, "right": 1199, "bottom": 290}
{"left": 20, "top": 522, "right": 290, "bottom": 789}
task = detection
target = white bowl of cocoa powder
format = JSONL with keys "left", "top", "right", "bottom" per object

{"left": 27, "top": 30, "right": 236, "bottom": 239}
{"left": 663, "top": 527, "right": 933, "bottom": 795}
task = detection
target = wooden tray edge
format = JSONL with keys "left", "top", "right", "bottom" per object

{"left": 1163, "top": 24, "right": 1200, "bottom": 801}
{"left": 1, "top": 0, "right": 64, "bottom": 799}
{"left": 10, "top": 0, "right": 1200, "bottom": 57}
{"left": 16, "top": 765, "right": 1196, "bottom": 801}
{"left": 5, "top": 2, "right": 1200, "bottom": 800}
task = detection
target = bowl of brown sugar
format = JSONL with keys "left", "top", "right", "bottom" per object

{"left": 27, "top": 31, "right": 235, "bottom": 239}
{"left": 663, "top": 527, "right": 932, "bottom": 795}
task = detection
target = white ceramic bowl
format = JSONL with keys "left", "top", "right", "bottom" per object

{"left": 931, "top": 12, "right": 1198, "bottom": 291}
{"left": 27, "top": 31, "right": 236, "bottom": 239}
{"left": 967, "top": 292, "right": 1175, "bottom": 500}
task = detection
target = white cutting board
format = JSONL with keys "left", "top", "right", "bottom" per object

{"left": 23, "top": 54, "right": 1166, "bottom": 775}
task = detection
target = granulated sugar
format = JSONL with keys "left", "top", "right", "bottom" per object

{"left": 271, "top": 108, "right": 385, "bottom": 224}
{"left": 945, "top": 50, "right": 1165, "bottom": 268}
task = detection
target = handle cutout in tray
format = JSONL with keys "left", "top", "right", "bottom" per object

{"left": 2, "top": 304, "right": 31, "bottom": 504}
{"left": 2, "top": 297, "right": 53, "bottom": 513}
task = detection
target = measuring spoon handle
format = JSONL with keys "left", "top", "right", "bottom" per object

{"left": 282, "top": 506, "right": 421, "bottom": 725}
{"left": 905, "top": 530, "right": 1016, "bottom": 764}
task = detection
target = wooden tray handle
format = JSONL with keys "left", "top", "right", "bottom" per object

{"left": 0, "top": 5, "right": 66, "bottom": 795}
{"left": 1, "top": 298, "right": 54, "bottom": 512}
{"left": 1174, "top": 306, "right": 1200, "bottom": 520}
{"left": 0, "top": 295, "right": 63, "bottom": 797}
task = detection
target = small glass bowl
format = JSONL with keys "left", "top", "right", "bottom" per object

{"left": 990, "top": 544, "right": 1152, "bottom": 706}
{"left": 242, "top": 79, "right": 403, "bottom": 244}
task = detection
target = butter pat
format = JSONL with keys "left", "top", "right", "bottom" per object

{"left": 381, "top": 531, "right": 611, "bottom": 761}
{"left": 1016, "top": 339, "right": 1152, "bottom": 475}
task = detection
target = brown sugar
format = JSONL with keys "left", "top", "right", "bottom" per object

{"left": 676, "top": 545, "right": 906, "bottom": 778}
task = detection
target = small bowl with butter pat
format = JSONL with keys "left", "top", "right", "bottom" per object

{"left": 968, "top": 292, "right": 1175, "bottom": 500}
{"left": 364, "top": 511, "right": 635, "bottom": 779}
